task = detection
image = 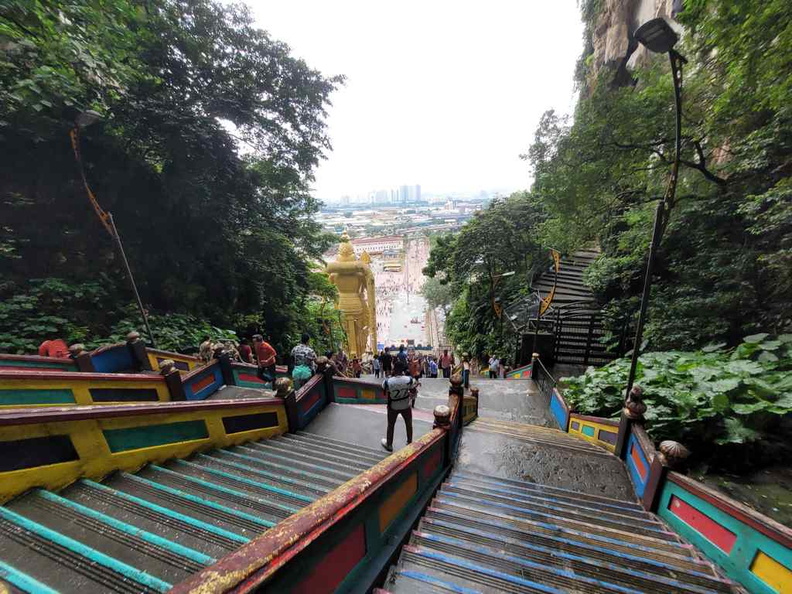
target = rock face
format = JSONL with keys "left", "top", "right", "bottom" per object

{"left": 589, "top": 0, "right": 682, "bottom": 83}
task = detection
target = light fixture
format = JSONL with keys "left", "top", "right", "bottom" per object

{"left": 634, "top": 17, "right": 679, "bottom": 54}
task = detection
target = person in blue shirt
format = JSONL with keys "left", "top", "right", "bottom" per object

{"left": 428, "top": 357, "right": 438, "bottom": 378}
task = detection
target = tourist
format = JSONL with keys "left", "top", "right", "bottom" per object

{"left": 373, "top": 352, "right": 382, "bottom": 378}
{"left": 396, "top": 345, "right": 408, "bottom": 366}
{"left": 488, "top": 354, "right": 499, "bottom": 379}
{"left": 253, "top": 334, "right": 277, "bottom": 383}
{"left": 408, "top": 352, "right": 421, "bottom": 381}
{"left": 428, "top": 357, "right": 438, "bottom": 378}
{"left": 352, "top": 356, "right": 362, "bottom": 378}
{"left": 238, "top": 338, "right": 253, "bottom": 364}
{"left": 381, "top": 360, "right": 416, "bottom": 452}
{"left": 291, "top": 333, "right": 316, "bottom": 389}
{"left": 38, "top": 338, "right": 70, "bottom": 358}
{"left": 336, "top": 349, "right": 349, "bottom": 375}
{"left": 462, "top": 354, "right": 471, "bottom": 389}
{"left": 381, "top": 347, "right": 393, "bottom": 377}
{"left": 499, "top": 359, "right": 508, "bottom": 379}
{"left": 440, "top": 349, "right": 452, "bottom": 378}
{"left": 421, "top": 355, "right": 430, "bottom": 378}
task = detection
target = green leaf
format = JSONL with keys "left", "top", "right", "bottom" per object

{"left": 702, "top": 343, "right": 726, "bottom": 353}
{"left": 744, "top": 333, "right": 769, "bottom": 343}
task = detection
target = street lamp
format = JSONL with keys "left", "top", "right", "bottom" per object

{"left": 490, "top": 271, "right": 515, "bottom": 318}
{"left": 69, "top": 111, "right": 157, "bottom": 347}
{"left": 623, "top": 17, "right": 687, "bottom": 401}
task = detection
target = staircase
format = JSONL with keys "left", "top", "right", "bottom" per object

{"left": 382, "top": 470, "right": 737, "bottom": 593}
{"left": 0, "top": 431, "right": 386, "bottom": 593}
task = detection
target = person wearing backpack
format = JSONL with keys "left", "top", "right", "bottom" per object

{"left": 381, "top": 360, "right": 416, "bottom": 452}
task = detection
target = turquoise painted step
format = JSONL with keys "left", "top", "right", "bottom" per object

{"left": 0, "top": 430, "right": 383, "bottom": 593}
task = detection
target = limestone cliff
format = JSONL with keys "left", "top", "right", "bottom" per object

{"left": 586, "top": 0, "right": 683, "bottom": 85}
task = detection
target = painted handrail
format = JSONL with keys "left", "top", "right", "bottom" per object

{"left": 171, "top": 382, "right": 464, "bottom": 593}
{"left": 658, "top": 472, "right": 792, "bottom": 593}
{"left": 0, "top": 353, "right": 77, "bottom": 371}
{"left": 0, "top": 369, "right": 171, "bottom": 407}
{"left": 0, "top": 396, "right": 285, "bottom": 426}
{"left": 0, "top": 397, "right": 288, "bottom": 502}
{"left": 169, "top": 429, "right": 447, "bottom": 593}
{"left": 532, "top": 354, "right": 792, "bottom": 593}
{"left": 333, "top": 375, "right": 386, "bottom": 403}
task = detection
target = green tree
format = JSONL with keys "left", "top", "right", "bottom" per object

{"left": 0, "top": 0, "right": 342, "bottom": 354}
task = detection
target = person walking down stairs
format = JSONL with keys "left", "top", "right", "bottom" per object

{"left": 381, "top": 361, "right": 416, "bottom": 453}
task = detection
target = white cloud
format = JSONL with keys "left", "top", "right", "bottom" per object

{"left": 244, "top": 0, "right": 584, "bottom": 199}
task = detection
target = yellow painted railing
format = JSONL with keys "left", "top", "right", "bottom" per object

{"left": 0, "top": 398, "right": 288, "bottom": 502}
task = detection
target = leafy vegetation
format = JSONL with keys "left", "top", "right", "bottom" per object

{"left": 563, "top": 335, "right": 792, "bottom": 471}
{"left": 422, "top": 192, "right": 545, "bottom": 360}
{"left": 426, "top": 0, "right": 790, "bottom": 360}
{"left": 1, "top": 0, "right": 342, "bottom": 354}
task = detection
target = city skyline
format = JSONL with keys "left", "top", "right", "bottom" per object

{"left": 244, "top": 1, "right": 583, "bottom": 201}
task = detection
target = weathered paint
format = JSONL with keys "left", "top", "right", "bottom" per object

{"left": 0, "top": 370, "right": 169, "bottom": 407}
{"left": 751, "top": 551, "right": 791, "bottom": 594}
{"left": 549, "top": 388, "right": 569, "bottom": 431}
{"left": 506, "top": 363, "right": 532, "bottom": 380}
{"left": 295, "top": 376, "right": 326, "bottom": 429}
{"left": 168, "top": 429, "right": 448, "bottom": 593}
{"left": 90, "top": 343, "right": 135, "bottom": 373}
{"left": 0, "top": 559, "right": 60, "bottom": 593}
{"left": 626, "top": 432, "right": 650, "bottom": 497}
{"left": 567, "top": 413, "right": 619, "bottom": 453}
{"left": 379, "top": 473, "right": 418, "bottom": 533}
{"left": 658, "top": 472, "right": 792, "bottom": 594}
{"left": 291, "top": 523, "right": 367, "bottom": 594}
{"left": 103, "top": 420, "right": 210, "bottom": 453}
{"left": 0, "top": 388, "right": 75, "bottom": 406}
{"left": 82, "top": 479, "right": 249, "bottom": 544}
{"left": 36, "top": 489, "right": 216, "bottom": 565}
{"left": 0, "top": 354, "right": 77, "bottom": 372}
{"left": 146, "top": 348, "right": 199, "bottom": 373}
{"left": 462, "top": 396, "right": 477, "bottom": 425}
{"left": 0, "top": 398, "right": 288, "bottom": 502}
{"left": 334, "top": 377, "right": 388, "bottom": 404}
{"left": 183, "top": 363, "right": 223, "bottom": 400}
{"left": 0, "top": 506, "right": 171, "bottom": 592}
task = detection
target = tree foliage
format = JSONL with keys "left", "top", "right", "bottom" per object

{"left": 423, "top": 193, "right": 545, "bottom": 360}
{"left": 0, "top": 0, "right": 342, "bottom": 354}
{"left": 523, "top": 0, "right": 791, "bottom": 350}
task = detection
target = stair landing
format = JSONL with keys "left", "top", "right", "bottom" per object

{"left": 459, "top": 417, "right": 637, "bottom": 502}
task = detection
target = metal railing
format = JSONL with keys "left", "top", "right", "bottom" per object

{"left": 532, "top": 356, "right": 557, "bottom": 405}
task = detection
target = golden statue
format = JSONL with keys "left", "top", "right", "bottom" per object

{"left": 326, "top": 233, "right": 377, "bottom": 357}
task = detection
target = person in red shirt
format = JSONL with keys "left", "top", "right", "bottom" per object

{"left": 38, "top": 339, "right": 70, "bottom": 358}
{"left": 253, "top": 334, "right": 277, "bottom": 383}
{"left": 238, "top": 338, "right": 253, "bottom": 364}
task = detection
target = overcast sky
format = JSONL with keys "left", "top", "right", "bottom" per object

{"left": 245, "top": 1, "right": 584, "bottom": 200}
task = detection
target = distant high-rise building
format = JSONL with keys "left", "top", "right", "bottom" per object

{"left": 398, "top": 185, "right": 409, "bottom": 203}
{"left": 340, "top": 195, "right": 351, "bottom": 205}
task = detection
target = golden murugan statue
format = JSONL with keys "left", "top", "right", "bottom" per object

{"left": 326, "top": 233, "right": 377, "bottom": 357}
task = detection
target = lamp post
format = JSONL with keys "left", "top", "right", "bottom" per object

{"left": 623, "top": 17, "right": 686, "bottom": 400}
{"left": 490, "top": 270, "right": 515, "bottom": 319}
{"left": 69, "top": 112, "right": 157, "bottom": 347}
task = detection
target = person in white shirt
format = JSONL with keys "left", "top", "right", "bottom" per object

{"left": 381, "top": 361, "right": 416, "bottom": 452}
{"left": 488, "top": 355, "right": 499, "bottom": 379}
